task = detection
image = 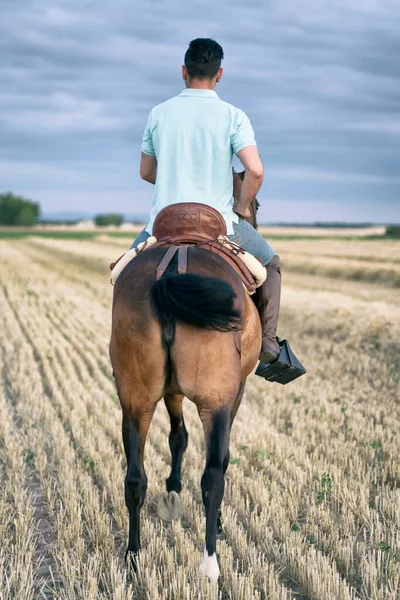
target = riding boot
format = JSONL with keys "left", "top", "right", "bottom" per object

{"left": 253, "top": 254, "right": 281, "bottom": 363}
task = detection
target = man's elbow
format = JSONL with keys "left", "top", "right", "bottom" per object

{"left": 248, "top": 165, "right": 264, "bottom": 181}
{"left": 140, "top": 169, "right": 151, "bottom": 182}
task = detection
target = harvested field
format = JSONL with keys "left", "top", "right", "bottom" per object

{"left": 257, "top": 226, "right": 387, "bottom": 238}
{"left": 0, "top": 235, "right": 399, "bottom": 599}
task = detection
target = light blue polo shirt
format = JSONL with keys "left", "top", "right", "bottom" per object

{"left": 141, "top": 88, "right": 257, "bottom": 235}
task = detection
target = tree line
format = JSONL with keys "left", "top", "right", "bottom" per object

{"left": 0, "top": 192, "right": 41, "bottom": 226}
{"left": 0, "top": 193, "right": 125, "bottom": 227}
{"left": 1, "top": 192, "right": 398, "bottom": 236}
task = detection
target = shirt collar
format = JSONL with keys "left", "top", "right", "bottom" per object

{"left": 179, "top": 88, "right": 219, "bottom": 99}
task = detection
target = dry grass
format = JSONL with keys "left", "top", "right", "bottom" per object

{"left": 0, "top": 235, "right": 399, "bottom": 599}
{"left": 257, "top": 226, "right": 387, "bottom": 238}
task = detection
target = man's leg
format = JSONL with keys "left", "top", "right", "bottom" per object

{"left": 227, "top": 219, "right": 281, "bottom": 362}
{"left": 130, "top": 228, "right": 151, "bottom": 250}
{"left": 253, "top": 255, "right": 281, "bottom": 363}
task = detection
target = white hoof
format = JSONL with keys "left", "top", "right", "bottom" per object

{"left": 157, "top": 491, "right": 181, "bottom": 521}
{"left": 199, "top": 547, "right": 220, "bottom": 582}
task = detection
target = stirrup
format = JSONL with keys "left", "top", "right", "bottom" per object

{"left": 255, "top": 339, "right": 306, "bottom": 384}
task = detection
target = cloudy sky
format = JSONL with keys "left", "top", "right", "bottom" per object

{"left": 1, "top": 0, "right": 399, "bottom": 223}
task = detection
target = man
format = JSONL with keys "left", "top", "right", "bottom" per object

{"left": 133, "top": 38, "right": 282, "bottom": 364}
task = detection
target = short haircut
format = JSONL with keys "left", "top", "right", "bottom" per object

{"left": 184, "top": 38, "right": 224, "bottom": 79}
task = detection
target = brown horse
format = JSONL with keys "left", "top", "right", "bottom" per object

{"left": 109, "top": 196, "right": 261, "bottom": 582}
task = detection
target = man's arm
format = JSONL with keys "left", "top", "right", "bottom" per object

{"left": 140, "top": 152, "right": 157, "bottom": 184}
{"left": 140, "top": 109, "right": 157, "bottom": 183}
{"left": 234, "top": 146, "right": 264, "bottom": 218}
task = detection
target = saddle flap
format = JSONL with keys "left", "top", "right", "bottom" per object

{"left": 153, "top": 203, "right": 227, "bottom": 240}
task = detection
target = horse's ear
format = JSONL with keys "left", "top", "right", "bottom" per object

{"left": 233, "top": 169, "right": 245, "bottom": 182}
{"left": 232, "top": 170, "right": 244, "bottom": 202}
{"left": 232, "top": 170, "right": 246, "bottom": 202}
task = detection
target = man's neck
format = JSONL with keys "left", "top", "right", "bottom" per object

{"left": 185, "top": 79, "right": 216, "bottom": 91}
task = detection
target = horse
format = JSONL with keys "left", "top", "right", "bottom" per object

{"left": 109, "top": 190, "right": 261, "bottom": 582}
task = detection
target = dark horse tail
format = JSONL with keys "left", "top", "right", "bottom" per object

{"left": 150, "top": 274, "right": 242, "bottom": 343}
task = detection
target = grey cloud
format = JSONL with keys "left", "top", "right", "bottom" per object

{"left": 0, "top": 0, "right": 399, "bottom": 220}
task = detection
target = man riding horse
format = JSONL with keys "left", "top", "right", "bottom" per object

{"left": 133, "top": 37, "right": 283, "bottom": 367}
{"left": 110, "top": 37, "right": 305, "bottom": 582}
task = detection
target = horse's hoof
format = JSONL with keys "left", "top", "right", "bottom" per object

{"left": 200, "top": 547, "right": 220, "bottom": 582}
{"left": 157, "top": 490, "right": 181, "bottom": 521}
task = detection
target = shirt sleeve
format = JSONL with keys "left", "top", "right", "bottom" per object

{"left": 141, "top": 110, "right": 156, "bottom": 156}
{"left": 230, "top": 109, "right": 257, "bottom": 155}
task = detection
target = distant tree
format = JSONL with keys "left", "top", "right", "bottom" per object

{"left": 0, "top": 192, "right": 41, "bottom": 226}
{"left": 94, "top": 213, "right": 124, "bottom": 227}
{"left": 385, "top": 225, "right": 400, "bottom": 239}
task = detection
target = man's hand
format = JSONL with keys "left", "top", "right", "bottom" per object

{"left": 233, "top": 202, "right": 252, "bottom": 219}
{"left": 140, "top": 152, "right": 157, "bottom": 184}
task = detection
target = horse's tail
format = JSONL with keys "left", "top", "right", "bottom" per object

{"left": 150, "top": 274, "right": 242, "bottom": 343}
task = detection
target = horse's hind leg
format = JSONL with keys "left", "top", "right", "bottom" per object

{"left": 198, "top": 405, "right": 232, "bottom": 582}
{"left": 217, "top": 381, "right": 246, "bottom": 534}
{"left": 122, "top": 407, "right": 155, "bottom": 561}
{"left": 157, "top": 393, "right": 188, "bottom": 521}
{"left": 165, "top": 394, "right": 188, "bottom": 494}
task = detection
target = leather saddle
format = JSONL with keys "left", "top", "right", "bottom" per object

{"left": 153, "top": 202, "right": 227, "bottom": 240}
{"left": 151, "top": 203, "right": 257, "bottom": 293}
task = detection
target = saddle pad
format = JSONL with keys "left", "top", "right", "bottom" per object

{"left": 110, "top": 236, "right": 157, "bottom": 285}
{"left": 110, "top": 236, "right": 267, "bottom": 292}
{"left": 217, "top": 237, "right": 266, "bottom": 288}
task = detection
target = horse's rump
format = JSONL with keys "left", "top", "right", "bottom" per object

{"left": 111, "top": 245, "right": 259, "bottom": 399}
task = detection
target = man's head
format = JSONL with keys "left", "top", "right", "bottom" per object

{"left": 182, "top": 38, "right": 224, "bottom": 88}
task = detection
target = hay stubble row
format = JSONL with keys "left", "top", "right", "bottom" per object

{"left": 0, "top": 236, "right": 399, "bottom": 599}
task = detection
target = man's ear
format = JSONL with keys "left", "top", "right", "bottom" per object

{"left": 182, "top": 65, "right": 187, "bottom": 81}
{"left": 216, "top": 67, "right": 224, "bottom": 82}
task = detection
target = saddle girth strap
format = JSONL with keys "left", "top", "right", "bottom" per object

{"left": 178, "top": 245, "right": 188, "bottom": 275}
{"left": 156, "top": 245, "right": 189, "bottom": 280}
{"left": 156, "top": 246, "right": 179, "bottom": 280}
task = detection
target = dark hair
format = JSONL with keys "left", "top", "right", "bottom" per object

{"left": 184, "top": 38, "right": 224, "bottom": 80}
